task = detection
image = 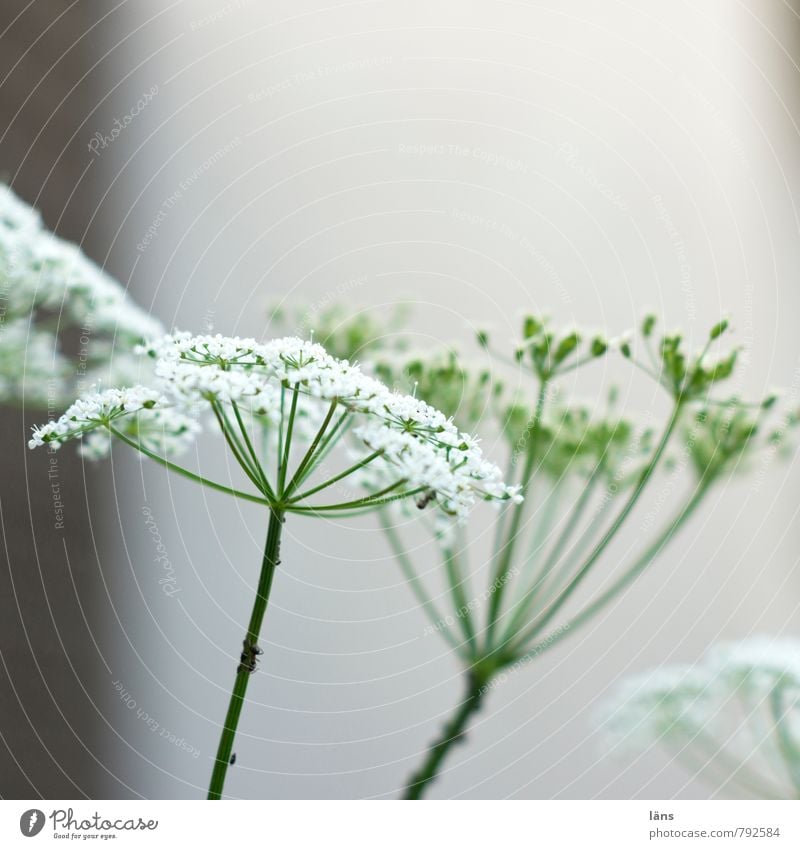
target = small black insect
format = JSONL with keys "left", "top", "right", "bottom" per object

{"left": 416, "top": 490, "right": 436, "bottom": 510}
{"left": 229, "top": 753, "right": 236, "bottom": 766}
{"left": 237, "top": 639, "right": 264, "bottom": 674}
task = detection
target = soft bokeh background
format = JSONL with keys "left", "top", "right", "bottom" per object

{"left": 3, "top": 0, "right": 800, "bottom": 799}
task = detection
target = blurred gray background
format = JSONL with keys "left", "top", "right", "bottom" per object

{"left": 3, "top": 0, "right": 800, "bottom": 799}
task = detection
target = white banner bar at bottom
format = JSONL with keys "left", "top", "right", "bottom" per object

{"left": 1, "top": 800, "right": 797, "bottom": 848}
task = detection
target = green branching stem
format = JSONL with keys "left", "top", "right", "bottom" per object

{"left": 500, "top": 466, "right": 603, "bottom": 647}
{"left": 286, "top": 449, "right": 384, "bottom": 504}
{"left": 287, "top": 483, "right": 423, "bottom": 514}
{"left": 211, "top": 402, "right": 268, "bottom": 494}
{"left": 231, "top": 400, "right": 275, "bottom": 498}
{"left": 377, "top": 510, "right": 466, "bottom": 657}
{"left": 539, "top": 480, "right": 711, "bottom": 651}
{"left": 277, "top": 386, "right": 300, "bottom": 495}
{"left": 283, "top": 399, "right": 339, "bottom": 497}
{"left": 483, "top": 380, "right": 549, "bottom": 649}
{"left": 510, "top": 401, "right": 682, "bottom": 650}
{"left": 301, "top": 409, "right": 352, "bottom": 478}
{"left": 108, "top": 427, "right": 271, "bottom": 507}
{"left": 443, "top": 546, "right": 478, "bottom": 655}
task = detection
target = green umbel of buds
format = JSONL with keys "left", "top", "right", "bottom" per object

{"left": 517, "top": 315, "right": 609, "bottom": 380}
{"left": 374, "top": 350, "right": 502, "bottom": 433}
{"left": 501, "top": 399, "right": 653, "bottom": 483}
{"left": 682, "top": 393, "right": 798, "bottom": 483}
{"left": 634, "top": 315, "right": 741, "bottom": 403}
{"left": 269, "top": 302, "right": 409, "bottom": 362}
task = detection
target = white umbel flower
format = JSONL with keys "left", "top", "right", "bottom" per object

{"left": 77, "top": 406, "right": 201, "bottom": 459}
{"left": 355, "top": 424, "right": 521, "bottom": 519}
{"left": 600, "top": 636, "right": 800, "bottom": 799}
{"left": 0, "top": 184, "right": 163, "bottom": 406}
{"left": 34, "top": 332, "right": 519, "bottom": 519}
{"left": 30, "top": 386, "right": 167, "bottom": 448}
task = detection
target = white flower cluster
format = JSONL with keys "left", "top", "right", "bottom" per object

{"left": 0, "top": 320, "right": 63, "bottom": 407}
{"left": 143, "top": 333, "right": 387, "bottom": 411}
{"left": 29, "top": 386, "right": 198, "bottom": 459}
{"left": 0, "top": 184, "right": 163, "bottom": 406}
{"left": 601, "top": 636, "right": 800, "bottom": 797}
{"left": 354, "top": 424, "right": 518, "bottom": 516}
{"left": 34, "top": 332, "right": 520, "bottom": 517}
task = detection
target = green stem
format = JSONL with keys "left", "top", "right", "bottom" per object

{"left": 212, "top": 403, "right": 267, "bottom": 494}
{"left": 378, "top": 510, "right": 465, "bottom": 656}
{"left": 443, "top": 547, "right": 478, "bottom": 654}
{"left": 288, "top": 483, "right": 422, "bottom": 513}
{"left": 500, "top": 470, "right": 600, "bottom": 646}
{"left": 483, "top": 381, "right": 548, "bottom": 649}
{"left": 286, "top": 449, "right": 384, "bottom": 504}
{"left": 231, "top": 401, "right": 275, "bottom": 499}
{"left": 512, "top": 403, "right": 681, "bottom": 647}
{"left": 109, "top": 427, "right": 270, "bottom": 507}
{"left": 283, "top": 399, "right": 338, "bottom": 497}
{"left": 529, "top": 496, "right": 614, "bottom": 611}
{"left": 403, "top": 671, "right": 488, "bottom": 800}
{"left": 545, "top": 482, "right": 709, "bottom": 645}
{"left": 301, "top": 410, "right": 351, "bottom": 478}
{"left": 488, "top": 455, "right": 518, "bottom": 567}
{"left": 208, "top": 508, "right": 285, "bottom": 800}
{"left": 277, "top": 387, "right": 300, "bottom": 495}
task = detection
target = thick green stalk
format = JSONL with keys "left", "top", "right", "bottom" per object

{"left": 208, "top": 508, "right": 285, "bottom": 799}
{"left": 403, "top": 670, "right": 488, "bottom": 800}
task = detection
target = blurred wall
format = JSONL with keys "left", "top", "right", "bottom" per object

{"left": 0, "top": 1, "right": 131, "bottom": 798}
{"left": 13, "top": 0, "right": 800, "bottom": 799}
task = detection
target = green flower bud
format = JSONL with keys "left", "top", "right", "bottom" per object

{"left": 709, "top": 318, "right": 729, "bottom": 340}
